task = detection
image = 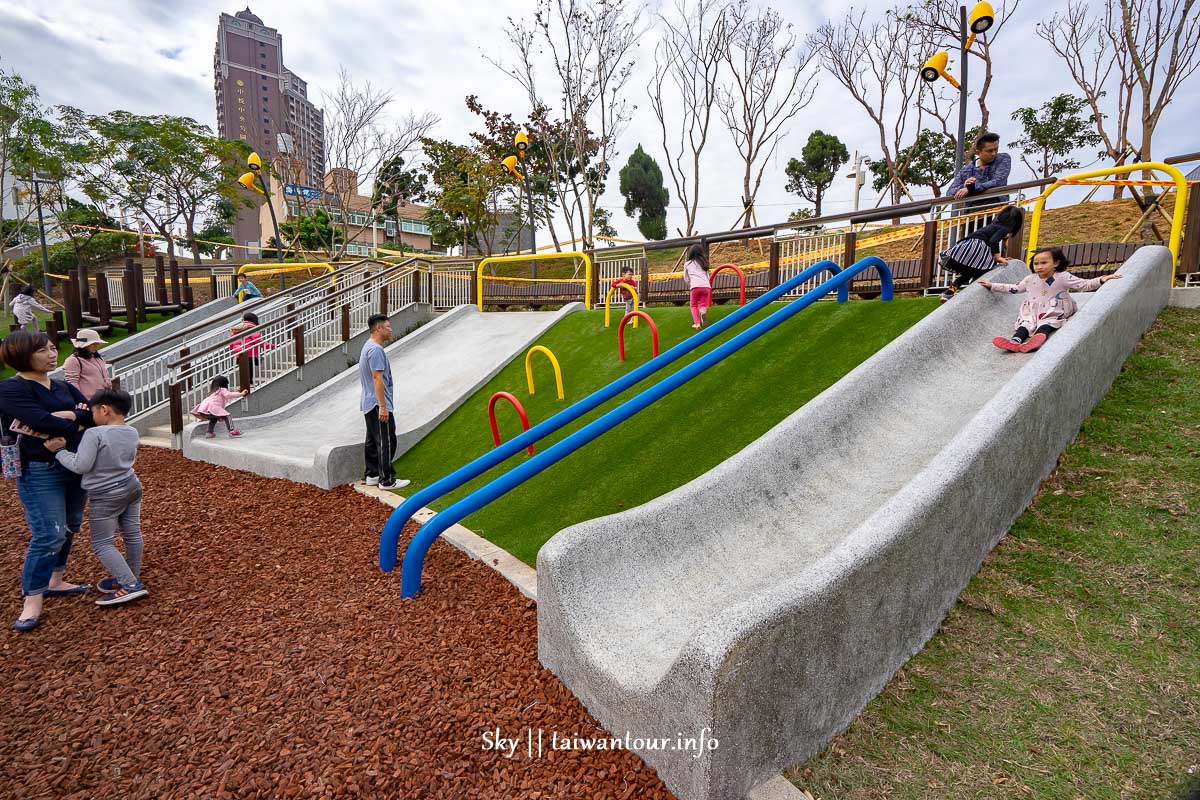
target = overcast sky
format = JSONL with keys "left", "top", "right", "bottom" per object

{"left": 1, "top": 0, "right": 1194, "bottom": 242}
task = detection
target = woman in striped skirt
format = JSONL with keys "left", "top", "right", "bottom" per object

{"left": 938, "top": 205, "right": 1025, "bottom": 302}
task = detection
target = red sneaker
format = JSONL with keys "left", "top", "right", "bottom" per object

{"left": 992, "top": 336, "right": 1022, "bottom": 352}
{"left": 1019, "top": 332, "right": 1048, "bottom": 352}
{"left": 229, "top": 430, "right": 243, "bottom": 437}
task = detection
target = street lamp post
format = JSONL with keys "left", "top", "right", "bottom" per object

{"left": 29, "top": 175, "right": 53, "bottom": 295}
{"left": 503, "top": 131, "right": 537, "bottom": 278}
{"left": 920, "top": 2, "right": 995, "bottom": 175}
{"left": 239, "top": 151, "right": 283, "bottom": 289}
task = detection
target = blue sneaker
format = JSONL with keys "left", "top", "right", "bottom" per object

{"left": 96, "top": 577, "right": 121, "bottom": 594}
{"left": 95, "top": 582, "right": 149, "bottom": 607}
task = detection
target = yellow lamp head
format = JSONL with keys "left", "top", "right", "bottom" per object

{"left": 238, "top": 172, "right": 265, "bottom": 195}
{"left": 515, "top": 131, "right": 529, "bottom": 157}
{"left": 247, "top": 151, "right": 262, "bottom": 172}
{"left": 921, "top": 51, "right": 948, "bottom": 83}
{"left": 969, "top": 1, "right": 995, "bottom": 33}
{"left": 501, "top": 155, "right": 525, "bottom": 180}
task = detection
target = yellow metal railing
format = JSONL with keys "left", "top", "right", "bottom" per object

{"left": 476, "top": 251, "right": 593, "bottom": 310}
{"left": 1026, "top": 162, "right": 1189, "bottom": 283}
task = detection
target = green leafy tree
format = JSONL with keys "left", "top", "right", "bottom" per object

{"left": 786, "top": 207, "right": 821, "bottom": 232}
{"left": 618, "top": 145, "right": 670, "bottom": 240}
{"left": 195, "top": 198, "right": 238, "bottom": 258}
{"left": 0, "top": 65, "right": 55, "bottom": 265}
{"left": 869, "top": 129, "right": 957, "bottom": 197}
{"left": 1010, "top": 94, "right": 1104, "bottom": 179}
{"left": 372, "top": 155, "right": 429, "bottom": 255}
{"left": 421, "top": 137, "right": 513, "bottom": 256}
{"left": 785, "top": 131, "right": 848, "bottom": 217}
{"left": 266, "top": 209, "right": 344, "bottom": 259}
{"left": 58, "top": 108, "right": 244, "bottom": 263}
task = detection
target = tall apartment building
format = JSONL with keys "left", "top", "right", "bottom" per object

{"left": 213, "top": 8, "right": 324, "bottom": 251}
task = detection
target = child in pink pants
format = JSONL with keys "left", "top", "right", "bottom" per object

{"left": 683, "top": 243, "right": 712, "bottom": 329}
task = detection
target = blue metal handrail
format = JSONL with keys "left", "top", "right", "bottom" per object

{"left": 390, "top": 256, "right": 893, "bottom": 598}
{"left": 378, "top": 259, "right": 847, "bottom": 575}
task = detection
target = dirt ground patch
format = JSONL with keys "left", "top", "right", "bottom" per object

{"left": 0, "top": 448, "right": 675, "bottom": 800}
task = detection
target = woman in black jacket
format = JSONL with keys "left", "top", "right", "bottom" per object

{"left": 0, "top": 330, "right": 95, "bottom": 631}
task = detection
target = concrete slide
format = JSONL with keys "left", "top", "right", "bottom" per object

{"left": 537, "top": 247, "right": 1174, "bottom": 800}
{"left": 184, "top": 304, "right": 582, "bottom": 488}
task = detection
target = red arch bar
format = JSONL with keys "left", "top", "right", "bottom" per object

{"left": 618, "top": 311, "right": 660, "bottom": 362}
{"left": 709, "top": 263, "right": 746, "bottom": 306}
{"left": 487, "top": 392, "right": 534, "bottom": 455}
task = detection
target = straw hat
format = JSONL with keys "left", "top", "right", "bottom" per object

{"left": 71, "top": 329, "right": 107, "bottom": 348}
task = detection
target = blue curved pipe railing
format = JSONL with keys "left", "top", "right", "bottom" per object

{"left": 390, "top": 256, "right": 892, "bottom": 598}
{"left": 378, "top": 259, "right": 847, "bottom": 574}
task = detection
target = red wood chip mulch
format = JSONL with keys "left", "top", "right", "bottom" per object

{"left": 0, "top": 448, "right": 676, "bottom": 800}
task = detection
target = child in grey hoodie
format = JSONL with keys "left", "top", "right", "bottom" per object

{"left": 46, "top": 388, "right": 148, "bottom": 606}
{"left": 11, "top": 286, "right": 51, "bottom": 331}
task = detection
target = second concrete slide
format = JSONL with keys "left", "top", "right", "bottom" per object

{"left": 184, "top": 304, "right": 582, "bottom": 488}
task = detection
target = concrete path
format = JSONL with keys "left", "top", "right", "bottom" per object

{"left": 537, "top": 249, "right": 1174, "bottom": 800}
{"left": 184, "top": 304, "right": 581, "bottom": 488}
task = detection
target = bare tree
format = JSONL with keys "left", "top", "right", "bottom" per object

{"left": 322, "top": 67, "right": 437, "bottom": 259}
{"left": 719, "top": 1, "right": 818, "bottom": 229}
{"left": 649, "top": 0, "right": 733, "bottom": 237}
{"left": 489, "top": 0, "right": 646, "bottom": 250}
{"left": 905, "top": 0, "right": 1021, "bottom": 145}
{"left": 809, "top": 9, "right": 930, "bottom": 206}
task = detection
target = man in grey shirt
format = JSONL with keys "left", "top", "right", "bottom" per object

{"left": 46, "top": 388, "right": 148, "bottom": 605}
{"left": 358, "top": 314, "right": 410, "bottom": 490}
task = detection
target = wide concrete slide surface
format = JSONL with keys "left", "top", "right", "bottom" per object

{"left": 537, "top": 248, "right": 1173, "bottom": 800}
{"left": 185, "top": 304, "right": 581, "bottom": 488}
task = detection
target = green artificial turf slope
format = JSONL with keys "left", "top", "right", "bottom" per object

{"left": 393, "top": 297, "right": 939, "bottom": 565}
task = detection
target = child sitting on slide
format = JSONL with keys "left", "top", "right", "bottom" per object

{"left": 979, "top": 246, "right": 1122, "bottom": 353}
{"left": 191, "top": 376, "right": 249, "bottom": 438}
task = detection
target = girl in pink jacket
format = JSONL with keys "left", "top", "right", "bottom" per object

{"left": 682, "top": 243, "right": 712, "bottom": 330}
{"left": 190, "top": 376, "right": 249, "bottom": 438}
{"left": 980, "top": 247, "right": 1122, "bottom": 353}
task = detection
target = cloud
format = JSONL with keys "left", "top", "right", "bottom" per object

{"left": 0, "top": 0, "right": 1195, "bottom": 241}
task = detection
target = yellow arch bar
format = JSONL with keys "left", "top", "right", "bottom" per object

{"left": 525, "top": 345, "right": 565, "bottom": 400}
{"left": 476, "top": 252, "right": 594, "bottom": 310}
{"left": 604, "top": 283, "right": 639, "bottom": 328}
{"left": 1026, "top": 162, "right": 1189, "bottom": 284}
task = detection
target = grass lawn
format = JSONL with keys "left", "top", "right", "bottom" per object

{"left": 0, "top": 311, "right": 175, "bottom": 379}
{"left": 789, "top": 307, "right": 1200, "bottom": 800}
{"left": 392, "top": 296, "right": 939, "bottom": 565}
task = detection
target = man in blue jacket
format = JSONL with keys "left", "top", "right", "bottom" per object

{"left": 946, "top": 131, "right": 1011, "bottom": 206}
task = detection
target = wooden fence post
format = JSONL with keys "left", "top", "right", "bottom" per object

{"left": 918, "top": 220, "right": 939, "bottom": 290}
{"left": 45, "top": 311, "right": 63, "bottom": 347}
{"left": 842, "top": 231, "right": 857, "bottom": 267}
{"left": 78, "top": 262, "right": 90, "bottom": 311}
{"left": 341, "top": 305, "right": 351, "bottom": 342}
{"left": 154, "top": 255, "right": 167, "bottom": 306}
{"left": 132, "top": 261, "right": 148, "bottom": 322}
{"left": 183, "top": 282, "right": 194, "bottom": 308}
{"left": 169, "top": 258, "right": 182, "bottom": 308}
{"left": 411, "top": 268, "right": 422, "bottom": 303}
{"left": 95, "top": 274, "right": 112, "bottom": 327}
{"left": 293, "top": 325, "right": 306, "bottom": 368}
{"left": 768, "top": 241, "right": 780, "bottom": 290}
{"left": 379, "top": 284, "right": 389, "bottom": 316}
{"left": 122, "top": 268, "right": 138, "bottom": 334}
{"left": 238, "top": 354, "right": 252, "bottom": 392}
{"left": 64, "top": 270, "right": 83, "bottom": 338}
{"left": 169, "top": 382, "right": 184, "bottom": 436}
{"left": 470, "top": 270, "right": 479, "bottom": 309}
{"left": 640, "top": 255, "right": 650, "bottom": 307}
{"left": 1179, "top": 187, "right": 1200, "bottom": 279}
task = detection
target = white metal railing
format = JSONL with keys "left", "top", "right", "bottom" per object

{"left": 928, "top": 191, "right": 1029, "bottom": 290}
{"left": 776, "top": 228, "right": 850, "bottom": 297}
{"left": 428, "top": 260, "right": 475, "bottom": 309}
{"left": 164, "top": 261, "right": 426, "bottom": 437}
{"left": 116, "top": 261, "right": 413, "bottom": 423}
{"left": 596, "top": 250, "right": 645, "bottom": 286}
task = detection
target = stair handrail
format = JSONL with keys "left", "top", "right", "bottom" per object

{"left": 109, "top": 259, "right": 381, "bottom": 367}
{"left": 377, "top": 257, "right": 850, "bottom": 576}
{"left": 166, "top": 257, "right": 428, "bottom": 368}
{"left": 388, "top": 256, "right": 892, "bottom": 598}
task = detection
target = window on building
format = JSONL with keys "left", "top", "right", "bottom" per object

{"left": 401, "top": 218, "right": 432, "bottom": 236}
{"left": 348, "top": 212, "right": 369, "bottom": 226}
{"left": 385, "top": 220, "right": 396, "bottom": 237}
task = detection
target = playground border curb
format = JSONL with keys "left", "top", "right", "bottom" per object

{"left": 354, "top": 483, "right": 538, "bottom": 602}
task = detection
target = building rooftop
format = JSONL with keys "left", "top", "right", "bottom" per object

{"left": 234, "top": 7, "right": 263, "bottom": 24}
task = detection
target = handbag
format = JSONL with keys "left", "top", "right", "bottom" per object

{"left": 1, "top": 428, "right": 20, "bottom": 479}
